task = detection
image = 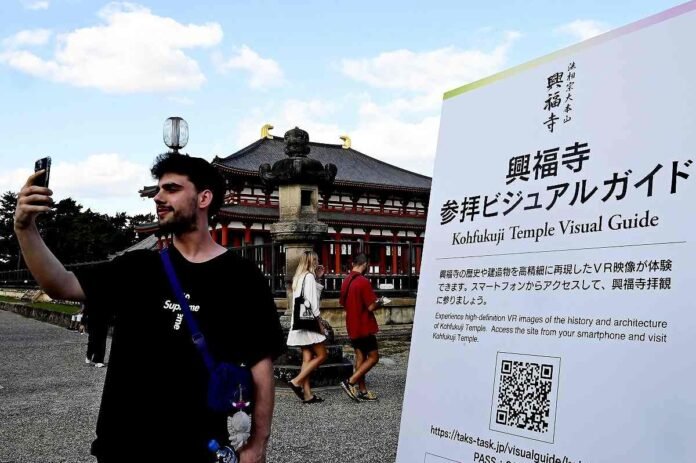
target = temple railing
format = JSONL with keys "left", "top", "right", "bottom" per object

{"left": 227, "top": 239, "right": 422, "bottom": 298}
{"left": 226, "top": 243, "right": 286, "bottom": 296}
{"left": 319, "top": 204, "right": 426, "bottom": 217}
{"left": 230, "top": 198, "right": 427, "bottom": 217}
{"left": 0, "top": 240, "right": 422, "bottom": 298}
{"left": 0, "top": 260, "right": 108, "bottom": 288}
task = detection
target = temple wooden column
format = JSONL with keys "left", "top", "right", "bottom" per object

{"left": 363, "top": 228, "right": 371, "bottom": 263}
{"left": 415, "top": 235, "right": 423, "bottom": 274}
{"left": 243, "top": 222, "right": 253, "bottom": 245}
{"left": 401, "top": 238, "right": 410, "bottom": 274}
{"left": 232, "top": 232, "right": 242, "bottom": 248}
{"left": 350, "top": 191, "right": 361, "bottom": 212}
{"left": 391, "top": 233, "right": 399, "bottom": 275}
{"left": 379, "top": 236, "right": 387, "bottom": 274}
{"left": 333, "top": 228, "right": 342, "bottom": 274}
{"left": 262, "top": 234, "right": 272, "bottom": 274}
{"left": 263, "top": 186, "right": 273, "bottom": 205}
{"left": 322, "top": 242, "right": 330, "bottom": 270}
{"left": 210, "top": 226, "right": 218, "bottom": 243}
{"left": 400, "top": 195, "right": 412, "bottom": 214}
{"left": 220, "top": 222, "right": 229, "bottom": 247}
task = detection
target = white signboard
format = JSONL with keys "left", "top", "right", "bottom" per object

{"left": 397, "top": 3, "right": 696, "bottom": 463}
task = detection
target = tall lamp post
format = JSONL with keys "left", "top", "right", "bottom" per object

{"left": 163, "top": 116, "right": 189, "bottom": 153}
{"left": 156, "top": 117, "right": 189, "bottom": 249}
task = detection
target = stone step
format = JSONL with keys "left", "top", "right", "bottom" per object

{"left": 20, "top": 289, "right": 41, "bottom": 302}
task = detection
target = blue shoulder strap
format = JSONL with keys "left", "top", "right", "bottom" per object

{"left": 159, "top": 247, "right": 216, "bottom": 373}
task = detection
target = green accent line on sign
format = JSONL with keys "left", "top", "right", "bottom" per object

{"left": 443, "top": 50, "right": 567, "bottom": 100}
{"left": 443, "top": 0, "right": 696, "bottom": 100}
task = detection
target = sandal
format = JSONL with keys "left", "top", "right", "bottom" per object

{"left": 303, "top": 395, "right": 324, "bottom": 404}
{"left": 288, "top": 381, "right": 305, "bottom": 401}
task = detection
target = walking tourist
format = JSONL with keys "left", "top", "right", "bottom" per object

{"left": 339, "top": 253, "right": 384, "bottom": 402}
{"left": 83, "top": 302, "right": 108, "bottom": 368}
{"left": 286, "top": 250, "right": 328, "bottom": 404}
{"left": 14, "top": 153, "right": 284, "bottom": 462}
{"left": 69, "top": 305, "right": 84, "bottom": 332}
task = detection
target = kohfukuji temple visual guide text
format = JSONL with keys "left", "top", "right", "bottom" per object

{"left": 397, "top": 2, "right": 696, "bottom": 463}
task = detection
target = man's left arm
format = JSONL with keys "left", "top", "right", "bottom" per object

{"left": 364, "top": 281, "right": 382, "bottom": 312}
{"left": 239, "top": 356, "right": 274, "bottom": 463}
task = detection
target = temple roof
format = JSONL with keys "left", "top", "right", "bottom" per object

{"left": 212, "top": 136, "right": 431, "bottom": 192}
{"left": 109, "top": 234, "right": 159, "bottom": 256}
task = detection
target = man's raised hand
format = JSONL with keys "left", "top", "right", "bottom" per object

{"left": 14, "top": 170, "right": 54, "bottom": 231}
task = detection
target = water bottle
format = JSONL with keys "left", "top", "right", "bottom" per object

{"left": 208, "top": 439, "right": 238, "bottom": 463}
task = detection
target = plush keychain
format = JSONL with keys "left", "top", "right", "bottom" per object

{"left": 228, "top": 385, "right": 252, "bottom": 450}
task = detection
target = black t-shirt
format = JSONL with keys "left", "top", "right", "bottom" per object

{"left": 74, "top": 245, "right": 285, "bottom": 461}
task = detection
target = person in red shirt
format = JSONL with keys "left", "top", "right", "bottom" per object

{"left": 339, "top": 253, "right": 385, "bottom": 402}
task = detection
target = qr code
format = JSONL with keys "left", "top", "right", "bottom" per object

{"left": 490, "top": 353, "right": 560, "bottom": 443}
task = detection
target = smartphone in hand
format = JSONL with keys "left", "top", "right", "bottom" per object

{"left": 33, "top": 157, "right": 51, "bottom": 188}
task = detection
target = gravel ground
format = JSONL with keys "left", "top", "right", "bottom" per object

{"left": 0, "top": 310, "right": 410, "bottom": 463}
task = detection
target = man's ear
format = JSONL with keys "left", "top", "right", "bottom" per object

{"left": 198, "top": 189, "right": 213, "bottom": 210}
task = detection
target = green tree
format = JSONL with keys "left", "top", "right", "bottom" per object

{"left": 0, "top": 191, "right": 155, "bottom": 268}
{"left": 0, "top": 192, "right": 19, "bottom": 270}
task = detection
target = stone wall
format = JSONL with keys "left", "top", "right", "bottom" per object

{"left": 2, "top": 294, "right": 416, "bottom": 338}
{"left": 0, "top": 288, "right": 76, "bottom": 304}
{"left": 0, "top": 301, "right": 74, "bottom": 328}
{"left": 275, "top": 296, "right": 416, "bottom": 328}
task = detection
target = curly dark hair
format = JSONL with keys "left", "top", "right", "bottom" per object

{"left": 150, "top": 153, "right": 225, "bottom": 218}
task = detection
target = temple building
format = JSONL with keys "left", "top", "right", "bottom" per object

{"left": 137, "top": 125, "right": 431, "bottom": 295}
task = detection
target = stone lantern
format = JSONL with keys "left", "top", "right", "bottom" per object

{"left": 259, "top": 126, "right": 337, "bottom": 294}
{"left": 260, "top": 127, "right": 351, "bottom": 387}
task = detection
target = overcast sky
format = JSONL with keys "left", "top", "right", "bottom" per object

{"left": 0, "top": 0, "right": 684, "bottom": 215}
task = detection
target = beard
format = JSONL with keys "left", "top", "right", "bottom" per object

{"left": 157, "top": 200, "right": 198, "bottom": 235}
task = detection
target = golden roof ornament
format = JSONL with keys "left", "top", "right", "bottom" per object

{"left": 339, "top": 135, "right": 351, "bottom": 149}
{"left": 261, "top": 123, "right": 274, "bottom": 139}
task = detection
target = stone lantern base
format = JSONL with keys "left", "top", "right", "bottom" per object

{"left": 270, "top": 223, "right": 353, "bottom": 389}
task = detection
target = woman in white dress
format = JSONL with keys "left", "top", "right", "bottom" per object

{"left": 286, "top": 250, "right": 328, "bottom": 403}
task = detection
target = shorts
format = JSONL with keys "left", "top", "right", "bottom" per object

{"left": 350, "top": 335, "right": 378, "bottom": 355}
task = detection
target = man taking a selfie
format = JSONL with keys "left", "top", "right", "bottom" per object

{"left": 14, "top": 153, "right": 284, "bottom": 462}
